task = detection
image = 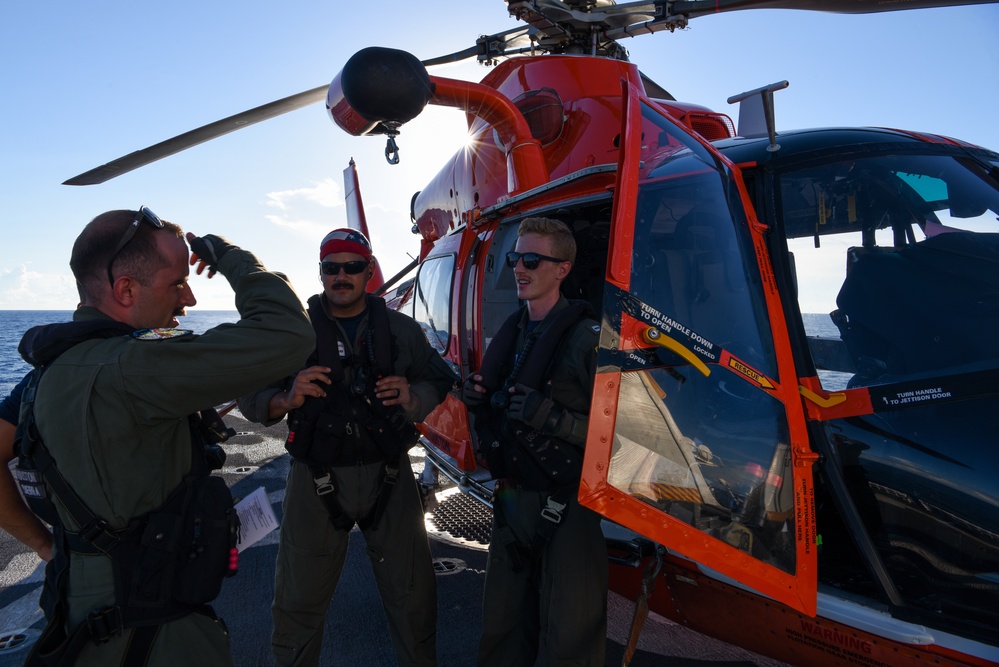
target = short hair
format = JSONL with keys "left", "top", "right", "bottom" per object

{"left": 70, "top": 210, "right": 183, "bottom": 302}
{"left": 517, "top": 217, "right": 576, "bottom": 265}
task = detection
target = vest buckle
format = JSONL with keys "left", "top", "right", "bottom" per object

{"left": 540, "top": 497, "right": 567, "bottom": 524}
{"left": 79, "top": 518, "right": 120, "bottom": 554}
{"left": 86, "top": 605, "right": 123, "bottom": 644}
{"left": 313, "top": 473, "right": 335, "bottom": 496}
{"left": 384, "top": 465, "right": 399, "bottom": 486}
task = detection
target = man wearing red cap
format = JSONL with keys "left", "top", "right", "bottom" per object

{"left": 239, "top": 228, "right": 456, "bottom": 667}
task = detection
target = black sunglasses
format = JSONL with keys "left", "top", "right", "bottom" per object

{"left": 107, "top": 206, "right": 165, "bottom": 287}
{"left": 321, "top": 259, "right": 370, "bottom": 276}
{"left": 505, "top": 251, "right": 567, "bottom": 270}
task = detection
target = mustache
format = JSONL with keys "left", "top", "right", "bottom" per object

{"left": 331, "top": 282, "right": 354, "bottom": 289}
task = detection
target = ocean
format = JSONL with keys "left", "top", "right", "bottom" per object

{"left": 800, "top": 312, "right": 838, "bottom": 339}
{"left": 0, "top": 311, "right": 841, "bottom": 399}
{"left": 0, "top": 310, "right": 239, "bottom": 398}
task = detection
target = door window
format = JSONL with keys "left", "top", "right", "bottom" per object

{"left": 582, "top": 86, "right": 816, "bottom": 614}
{"left": 413, "top": 255, "right": 455, "bottom": 354}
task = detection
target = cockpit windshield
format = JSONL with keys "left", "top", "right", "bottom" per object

{"left": 782, "top": 153, "right": 999, "bottom": 242}
{"left": 783, "top": 151, "right": 999, "bottom": 391}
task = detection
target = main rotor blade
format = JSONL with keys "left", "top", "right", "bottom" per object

{"left": 63, "top": 31, "right": 521, "bottom": 187}
{"left": 421, "top": 44, "right": 485, "bottom": 67}
{"left": 605, "top": 0, "right": 997, "bottom": 43}
{"left": 669, "top": 0, "right": 997, "bottom": 19}
{"left": 422, "top": 25, "right": 537, "bottom": 67}
{"left": 63, "top": 85, "right": 329, "bottom": 186}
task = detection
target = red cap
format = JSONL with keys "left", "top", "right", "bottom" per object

{"left": 319, "top": 228, "right": 372, "bottom": 260}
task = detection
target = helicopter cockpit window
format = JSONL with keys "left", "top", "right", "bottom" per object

{"left": 640, "top": 101, "right": 719, "bottom": 172}
{"left": 780, "top": 149, "right": 999, "bottom": 637}
{"left": 780, "top": 151, "right": 999, "bottom": 391}
{"left": 412, "top": 254, "right": 455, "bottom": 355}
{"left": 605, "top": 103, "right": 794, "bottom": 575}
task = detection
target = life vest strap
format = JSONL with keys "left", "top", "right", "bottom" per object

{"left": 308, "top": 460, "right": 401, "bottom": 533}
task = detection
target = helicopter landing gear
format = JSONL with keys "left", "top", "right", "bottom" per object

{"left": 418, "top": 458, "right": 440, "bottom": 512}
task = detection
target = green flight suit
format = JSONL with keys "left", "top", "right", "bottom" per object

{"left": 477, "top": 296, "right": 608, "bottom": 667}
{"left": 239, "top": 294, "right": 457, "bottom": 667}
{"left": 28, "top": 247, "right": 314, "bottom": 667}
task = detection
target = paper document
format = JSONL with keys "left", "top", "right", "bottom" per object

{"left": 234, "top": 486, "right": 279, "bottom": 552}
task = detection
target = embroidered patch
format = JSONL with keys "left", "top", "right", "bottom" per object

{"left": 132, "top": 328, "right": 194, "bottom": 341}
{"left": 337, "top": 341, "right": 347, "bottom": 358}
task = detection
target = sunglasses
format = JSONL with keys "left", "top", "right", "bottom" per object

{"left": 505, "top": 251, "right": 567, "bottom": 270}
{"left": 107, "top": 206, "right": 165, "bottom": 287}
{"left": 321, "top": 259, "right": 370, "bottom": 276}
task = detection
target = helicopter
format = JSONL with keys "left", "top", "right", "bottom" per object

{"left": 63, "top": 1, "right": 999, "bottom": 665}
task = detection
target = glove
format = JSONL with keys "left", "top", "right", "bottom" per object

{"left": 507, "top": 383, "right": 557, "bottom": 432}
{"left": 461, "top": 376, "right": 488, "bottom": 408}
{"left": 188, "top": 234, "right": 236, "bottom": 275}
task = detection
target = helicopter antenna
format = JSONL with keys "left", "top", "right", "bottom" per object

{"left": 727, "top": 81, "right": 788, "bottom": 153}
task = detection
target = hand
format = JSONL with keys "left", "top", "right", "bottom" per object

{"left": 461, "top": 374, "right": 488, "bottom": 408}
{"left": 375, "top": 375, "right": 415, "bottom": 413}
{"left": 27, "top": 530, "right": 53, "bottom": 563}
{"left": 36, "top": 538, "right": 53, "bottom": 563}
{"left": 274, "top": 366, "right": 332, "bottom": 414}
{"left": 186, "top": 233, "right": 236, "bottom": 278}
{"left": 507, "top": 383, "right": 555, "bottom": 432}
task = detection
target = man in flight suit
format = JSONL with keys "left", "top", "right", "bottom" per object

{"left": 17, "top": 208, "right": 314, "bottom": 666}
{"left": 238, "top": 228, "right": 456, "bottom": 667}
{"left": 461, "top": 217, "right": 608, "bottom": 667}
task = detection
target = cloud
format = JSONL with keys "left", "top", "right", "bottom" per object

{"left": 260, "top": 175, "right": 421, "bottom": 283}
{"left": 0, "top": 264, "right": 77, "bottom": 310}
{"left": 265, "top": 177, "right": 343, "bottom": 210}
{"left": 263, "top": 177, "right": 346, "bottom": 235}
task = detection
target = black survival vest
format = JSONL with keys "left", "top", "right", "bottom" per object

{"left": 471, "top": 300, "right": 594, "bottom": 492}
{"left": 14, "top": 321, "right": 240, "bottom": 667}
{"left": 284, "top": 295, "right": 420, "bottom": 531}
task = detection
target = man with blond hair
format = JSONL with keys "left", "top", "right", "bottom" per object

{"left": 462, "top": 216, "right": 607, "bottom": 666}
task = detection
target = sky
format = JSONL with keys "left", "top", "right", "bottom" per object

{"left": 2, "top": 1, "right": 997, "bottom": 311}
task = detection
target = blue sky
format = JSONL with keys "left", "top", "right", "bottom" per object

{"left": 2, "top": 1, "right": 997, "bottom": 311}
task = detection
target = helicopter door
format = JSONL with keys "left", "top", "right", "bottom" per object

{"left": 579, "top": 81, "right": 818, "bottom": 615}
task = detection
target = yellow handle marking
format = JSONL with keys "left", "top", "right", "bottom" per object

{"left": 798, "top": 385, "right": 847, "bottom": 408}
{"left": 641, "top": 327, "right": 711, "bottom": 377}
